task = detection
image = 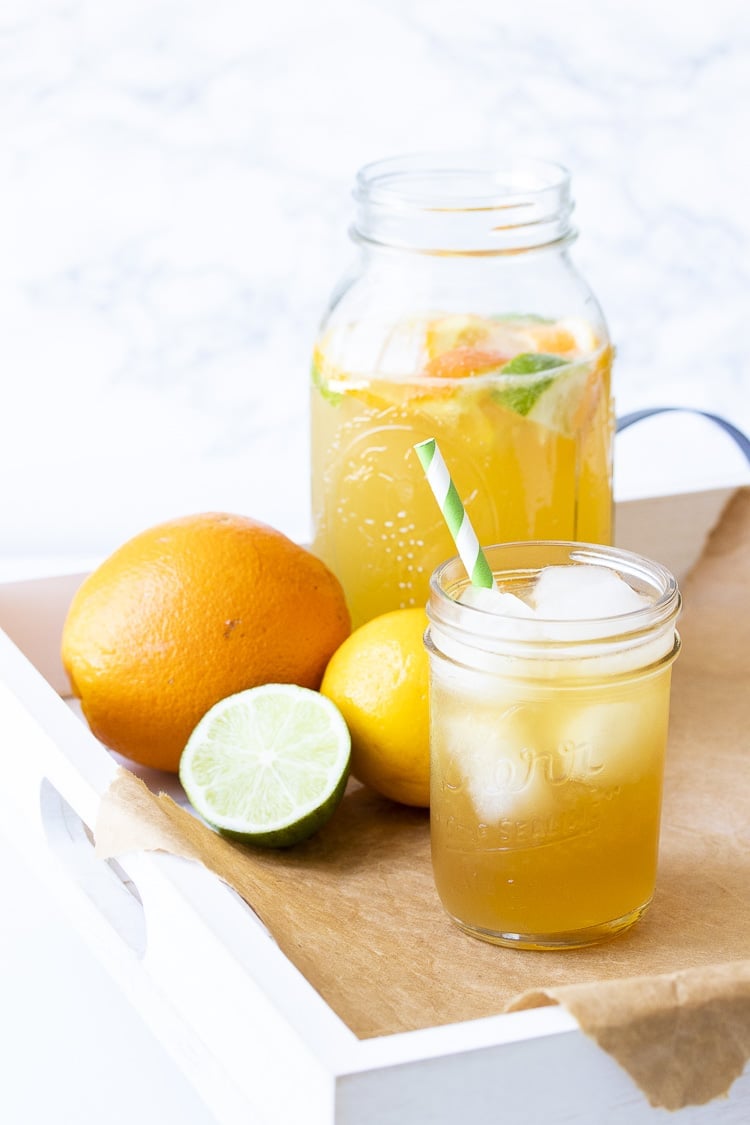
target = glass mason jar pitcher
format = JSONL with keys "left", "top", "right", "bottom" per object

{"left": 310, "top": 154, "right": 614, "bottom": 626}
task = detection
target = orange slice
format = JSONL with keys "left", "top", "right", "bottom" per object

{"left": 425, "top": 314, "right": 538, "bottom": 361}
{"left": 425, "top": 314, "right": 493, "bottom": 357}
{"left": 523, "top": 317, "right": 598, "bottom": 358}
{"left": 425, "top": 346, "right": 510, "bottom": 380}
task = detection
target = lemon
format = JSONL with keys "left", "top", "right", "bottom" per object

{"left": 179, "top": 684, "right": 351, "bottom": 847}
{"left": 320, "top": 608, "right": 430, "bottom": 807}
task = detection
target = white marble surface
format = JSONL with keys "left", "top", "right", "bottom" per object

{"left": 0, "top": 6, "right": 749, "bottom": 1122}
{"left": 1, "top": 0, "right": 749, "bottom": 565}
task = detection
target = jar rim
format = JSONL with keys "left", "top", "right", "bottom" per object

{"left": 427, "top": 540, "right": 681, "bottom": 652}
{"left": 352, "top": 153, "right": 575, "bottom": 253}
{"left": 354, "top": 152, "right": 571, "bottom": 212}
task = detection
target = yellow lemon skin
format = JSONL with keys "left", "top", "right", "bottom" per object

{"left": 320, "top": 608, "right": 430, "bottom": 807}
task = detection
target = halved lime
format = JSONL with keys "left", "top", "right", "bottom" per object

{"left": 179, "top": 684, "right": 351, "bottom": 847}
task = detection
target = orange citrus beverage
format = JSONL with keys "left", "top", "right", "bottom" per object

{"left": 426, "top": 543, "right": 681, "bottom": 949}
{"left": 311, "top": 313, "right": 613, "bottom": 627}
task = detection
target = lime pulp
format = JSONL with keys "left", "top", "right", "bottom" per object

{"left": 179, "top": 684, "right": 351, "bottom": 847}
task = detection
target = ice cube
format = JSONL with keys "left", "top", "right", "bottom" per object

{"left": 459, "top": 586, "right": 537, "bottom": 617}
{"left": 554, "top": 691, "right": 669, "bottom": 785}
{"left": 532, "top": 564, "right": 651, "bottom": 620}
{"left": 442, "top": 704, "right": 555, "bottom": 823}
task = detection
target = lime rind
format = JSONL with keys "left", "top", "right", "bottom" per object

{"left": 179, "top": 684, "right": 351, "bottom": 847}
{"left": 311, "top": 359, "right": 343, "bottom": 406}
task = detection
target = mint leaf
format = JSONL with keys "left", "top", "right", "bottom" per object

{"left": 501, "top": 353, "right": 569, "bottom": 375}
{"left": 494, "top": 378, "right": 554, "bottom": 415}
{"left": 492, "top": 353, "right": 569, "bottom": 416}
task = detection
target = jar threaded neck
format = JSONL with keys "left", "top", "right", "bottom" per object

{"left": 353, "top": 153, "right": 575, "bottom": 254}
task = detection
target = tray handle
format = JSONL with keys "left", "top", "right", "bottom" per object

{"left": 39, "top": 775, "right": 147, "bottom": 957}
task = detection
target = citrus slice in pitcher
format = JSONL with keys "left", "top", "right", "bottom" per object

{"left": 523, "top": 317, "right": 599, "bottom": 357}
{"left": 526, "top": 361, "right": 595, "bottom": 436}
{"left": 425, "top": 345, "right": 510, "bottom": 380}
{"left": 425, "top": 313, "right": 537, "bottom": 361}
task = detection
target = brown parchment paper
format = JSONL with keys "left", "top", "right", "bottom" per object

{"left": 95, "top": 488, "right": 750, "bottom": 1109}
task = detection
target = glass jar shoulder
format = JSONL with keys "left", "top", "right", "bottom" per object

{"left": 314, "top": 248, "right": 609, "bottom": 382}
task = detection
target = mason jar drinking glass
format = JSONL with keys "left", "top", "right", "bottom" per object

{"left": 311, "top": 154, "right": 614, "bottom": 626}
{"left": 425, "top": 541, "right": 681, "bottom": 950}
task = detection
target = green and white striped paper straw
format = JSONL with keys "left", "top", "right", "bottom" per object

{"left": 414, "top": 438, "right": 496, "bottom": 589}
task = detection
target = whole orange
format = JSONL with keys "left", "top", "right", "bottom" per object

{"left": 61, "top": 512, "right": 351, "bottom": 772}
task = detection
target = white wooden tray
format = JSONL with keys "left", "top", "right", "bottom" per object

{"left": 0, "top": 489, "right": 748, "bottom": 1125}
